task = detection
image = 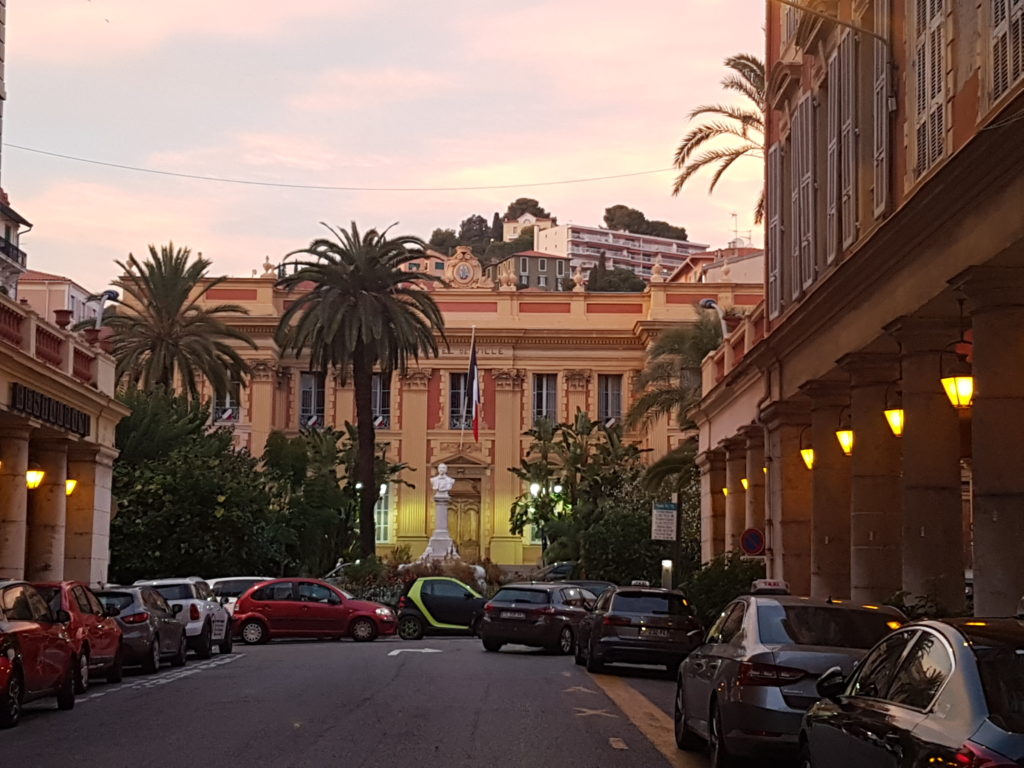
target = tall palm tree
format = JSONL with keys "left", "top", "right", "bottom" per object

{"left": 275, "top": 222, "right": 446, "bottom": 558}
{"left": 102, "top": 243, "right": 256, "bottom": 399}
{"left": 672, "top": 53, "right": 766, "bottom": 222}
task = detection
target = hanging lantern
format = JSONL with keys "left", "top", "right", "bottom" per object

{"left": 740, "top": 478, "right": 749, "bottom": 491}
{"left": 883, "top": 408, "right": 905, "bottom": 437}
{"left": 835, "top": 429, "right": 854, "bottom": 456}
{"left": 26, "top": 466, "right": 45, "bottom": 489}
{"left": 882, "top": 380, "right": 904, "bottom": 437}
{"left": 939, "top": 298, "right": 974, "bottom": 409}
{"left": 65, "top": 479, "right": 78, "bottom": 496}
{"left": 800, "top": 447, "right": 815, "bottom": 470}
{"left": 721, "top": 487, "right": 729, "bottom": 496}
{"left": 941, "top": 375, "right": 974, "bottom": 409}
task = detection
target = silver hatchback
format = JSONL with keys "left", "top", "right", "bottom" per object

{"left": 675, "top": 591, "right": 905, "bottom": 764}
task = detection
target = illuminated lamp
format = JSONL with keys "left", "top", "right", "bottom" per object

{"left": 26, "top": 465, "right": 45, "bottom": 489}
{"left": 740, "top": 478, "right": 749, "bottom": 491}
{"left": 940, "top": 298, "right": 974, "bottom": 409}
{"left": 883, "top": 380, "right": 904, "bottom": 437}
{"left": 65, "top": 479, "right": 78, "bottom": 496}
{"left": 800, "top": 448, "right": 815, "bottom": 470}
{"left": 721, "top": 487, "right": 729, "bottom": 497}
{"left": 884, "top": 408, "right": 905, "bottom": 437}
{"left": 941, "top": 375, "right": 974, "bottom": 409}
{"left": 835, "top": 429, "right": 854, "bottom": 456}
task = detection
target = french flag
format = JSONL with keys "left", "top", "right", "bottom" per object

{"left": 468, "top": 334, "right": 481, "bottom": 442}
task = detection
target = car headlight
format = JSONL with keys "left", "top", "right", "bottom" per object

{"left": 375, "top": 607, "right": 393, "bottom": 616}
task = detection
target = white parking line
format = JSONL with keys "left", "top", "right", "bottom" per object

{"left": 79, "top": 654, "right": 244, "bottom": 703}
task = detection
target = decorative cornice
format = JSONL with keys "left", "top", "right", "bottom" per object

{"left": 400, "top": 368, "right": 433, "bottom": 390}
{"left": 564, "top": 369, "right": 591, "bottom": 391}
{"left": 493, "top": 368, "right": 525, "bottom": 391}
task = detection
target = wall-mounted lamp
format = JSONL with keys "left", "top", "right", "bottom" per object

{"left": 883, "top": 378, "right": 904, "bottom": 437}
{"left": 740, "top": 478, "right": 749, "bottom": 491}
{"left": 798, "top": 425, "right": 814, "bottom": 470}
{"left": 835, "top": 407, "right": 854, "bottom": 456}
{"left": 65, "top": 479, "right": 78, "bottom": 496}
{"left": 940, "top": 298, "right": 974, "bottom": 409}
{"left": 721, "top": 487, "right": 729, "bottom": 497}
{"left": 26, "top": 465, "right": 45, "bottom": 489}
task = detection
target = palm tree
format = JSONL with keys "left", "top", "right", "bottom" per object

{"left": 275, "top": 222, "right": 446, "bottom": 558}
{"left": 626, "top": 313, "right": 723, "bottom": 433}
{"left": 672, "top": 53, "right": 766, "bottom": 222}
{"left": 101, "top": 243, "right": 256, "bottom": 399}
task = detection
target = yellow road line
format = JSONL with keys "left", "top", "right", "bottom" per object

{"left": 588, "top": 673, "right": 707, "bottom": 768}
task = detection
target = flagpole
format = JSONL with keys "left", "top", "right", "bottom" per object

{"left": 459, "top": 325, "right": 477, "bottom": 451}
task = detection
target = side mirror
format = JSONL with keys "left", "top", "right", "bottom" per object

{"left": 53, "top": 609, "right": 72, "bottom": 624}
{"left": 172, "top": 604, "right": 184, "bottom": 615}
{"left": 816, "top": 666, "right": 847, "bottom": 702}
{"left": 104, "top": 605, "right": 121, "bottom": 618}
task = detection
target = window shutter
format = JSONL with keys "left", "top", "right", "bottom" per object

{"left": 872, "top": 0, "right": 890, "bottom": 218}
{"left": 916, "top": 1, "right": 946, "bottom": 176}
{"left": 826, "top": 52, "right": 840, "bottom": 264}
{"left": 798, "top": 98, "right": 816, "bottom": 289}
{"left": 1012, "top": 2, "right": 1024, "bottom": 84}
{"left": 839, "top": 32, "right": 858, "bottom": 248}
{"left": 767, "top": 144, "right": 781, "bottom": 318}
{"left": 790, "top": 116, "right": 802, "bottom": 299}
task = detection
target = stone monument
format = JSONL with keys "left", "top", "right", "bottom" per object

{"left": 420, "top": 463, "right": 458, "bottom": 560}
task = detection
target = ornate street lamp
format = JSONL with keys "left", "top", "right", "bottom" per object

{"left": 940, "top": 298, "right": 974, "bottom": 409}
{"left": 26, "top": 464, "right": 45, "bottom": 489}
{"left": 65, "top": 479, "right": 78, "bottom": 496}
{"left": 740, "top": 478, "right": 749, "bottom": 490}
{"left": 882, "top": 373, "right": 904, "bottom": 437}
{"left": 834, "top": 406, "right": 854, "bottom": 456}
{"left": 798, "top": 425, "right": 814, "bottom": 470}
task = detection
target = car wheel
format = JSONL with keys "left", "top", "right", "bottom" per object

{"left": 398, "top": 615, "right": 424, "bottom": 641}
{"left": 170, "top": 632, "right": 187, "bottom": 667}
{"left": 585, "top": 640, "right": 605, "bottom": 673}
{"left": 74, "top": 649, "right": 89, "bottom": 694}
{"left": 142, "top": 639, "right": 161, "bottom": 674}
{"left": 482, "top": 638, "right": 503, "bottom": 652}
{"left": 240, "top": 619, "right": 268, "bottom": 645}
{"left": 218, "top": 621, "right": 233, "bottom": 654}
{"left": 195, "top": 622, "right": 213, "bottom": 659}
{"left": 709, "top": 702, "right": 735, "bottom": 768}
{"left": 0, "top": 670, "right": 23, "bottom": 728}
{"left": 350, "top": 618, "right": 377, "bottom": 642}
{"left": 56, "top": 662, "right": 76, "bottom": 711}
{"left": 799, "top": 741, "right": 814, "bottom": 768}
{"left": 556, "top": 626, "right": 574, "bottom": 656}
{"left": 106, "top": 644, "right": 124, "bottom": 684}
{"left": 674, "top": 676, "right": 703, "bottom": 751}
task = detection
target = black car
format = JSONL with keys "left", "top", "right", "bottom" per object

{"left": 480, "top": 583, "right": 596, "bottom": 654}
{"left": 801, "top": 618, "right": 1024, "bottom": 767}
{"left": 576, "top": 586, "right": 703, "bottom": 673}
{"left": 396, "top": 577, "right": 487, "bottom": 640}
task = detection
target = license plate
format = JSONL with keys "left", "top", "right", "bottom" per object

{"left": 501, "top": 611, "right": 526, "bottom": 619}
{"left": 642, "top": 628, "right": 668, "bottom": 638}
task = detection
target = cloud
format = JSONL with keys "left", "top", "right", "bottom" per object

{"left": 289, "top": 67, "right": 457, "bottom": 112}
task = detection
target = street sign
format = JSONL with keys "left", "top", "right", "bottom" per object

{"left": 740, "top": 528, "right": 765, "bottom": 556}
{"left": 651, "top": 501, "right": 677, "bottom": 541}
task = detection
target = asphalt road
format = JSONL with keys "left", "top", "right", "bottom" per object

{"left": 4, "top": 636, "right": 716, "bottom": 768}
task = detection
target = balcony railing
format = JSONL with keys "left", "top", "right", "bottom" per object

{"left": 35, "top": 327, "right": 63, "bottom": 367}
{"left": 0, "top": 239, "right": 27, "bottom": 268}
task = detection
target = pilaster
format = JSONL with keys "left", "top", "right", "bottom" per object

{"left": 489, "top": 368, "right": 525, "bottom": 564}
{"left": 0, "top": 426, "right": 30, "bottom": 579}
{"left": 64, "top": 445, "right": 117, "bottom": 585}
{"left": 25, "top": 439, "right": 69, "bottom": 581}
{"left": 695, "top": 448, "right": 726, "bottom": 564}
{"left": 396, "top": 368, "right": 432, "bottom": 551}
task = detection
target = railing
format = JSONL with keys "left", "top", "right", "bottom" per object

{"left": 35, "top": 327, "right": 63, "bottom": 367}
{"left": 0, "top": 302, "right": 24, "bottom": 344}
{"left": 72, "top": 348, "right": 94, "bottom": 383}
{"left": 0, "top": 239, "right": 27, "bottom": 268}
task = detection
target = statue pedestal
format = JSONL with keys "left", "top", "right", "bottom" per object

{"left": 420, "top": 492, "right": 459, "bottom": 560}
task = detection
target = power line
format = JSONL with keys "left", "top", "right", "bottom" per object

{"left": 3, "top": 142, "right": 676, "bottom": 192}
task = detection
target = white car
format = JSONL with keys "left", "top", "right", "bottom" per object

{"left": 207, "top": 576, "right": 272, "bottom": 615}
{"left": 134, "top": 577, "right": 232, "bottom": 658}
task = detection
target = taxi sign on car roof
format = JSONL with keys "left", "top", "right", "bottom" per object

{"left": 751, "top": 579, "right": 790, "bottom": 595}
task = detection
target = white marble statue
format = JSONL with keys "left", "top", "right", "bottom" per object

{"left": 431, "top": 463, "right": 456, "bottom": 496}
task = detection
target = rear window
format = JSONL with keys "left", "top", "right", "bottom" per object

{"left": 96, "top": 592, "right": 135, "bottom": 613}
{"left": 612, "top": 592, "right": 692, "bottom": 616}
{"left": 491, "top": 588, "right": 550, "bottom": 605}
{"left": 212, "top": 579, "right": 265, "bottom": 598}
{"left": 970, "top": 628, "right": 1024, "bottom": 733}
{"left": 151, "top": 584, "right": 195, "bottom": 601}
{"left": 757, "top": 604, "right": 898, "bottom": 649}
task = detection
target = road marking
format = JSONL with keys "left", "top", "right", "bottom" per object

{"left": 609, "top": 737, "right": 629, "bottom": 750}
{"left": 79, "top": 654, "right": 244, "bottom": 702}
{"left": 587, "top": 673, "right": 705, "bottom": 768}
{"left": 387, "top": 648, "right": 442, "bottom": 656}
{"left": 563, "top": 685, "right": 598, "bottom": 694}
{"left": 574, "top": 707, "right": 618, "bottom": 718}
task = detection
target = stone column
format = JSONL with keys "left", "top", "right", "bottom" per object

{"left": 696, "top": 448, "right": 726, "bottom": 563}
{"left": 953, "top": 266, "right": 1024, "bottom": 615}
{"left": 722, "top": 436, "right": 747, "bottom": 551}
{"left": 801, "top": 380, "right": 852, "bottom": 600}
{"left": 564, "top": 370, "right": 591, "bottom": 423}
{"left": 396, "top": 369, "right": 432, "bottom": 553}
{"left": 839, "top": 354, "right": 902, "bottom": 604}
{"left": 761, "top": 402, "right": 812, "bottom": 594}
{"left": 64, "top": 446, "right": 117, "bottom": 585}
{"left": 248, "top": 361, "right": 276, "bottom": 457}
{"left": 0, "top": 426, "right": 30, "bottom": 580}
{"left": 25, "top": 439, "right": 68, "bottom": 581}
{"left": 489, "top": 369, "right": 526, "bottom": 564}
{"left": 888, "top": 316, "right": 965, "bottom": 613}
{"left": 740, "top": 425, "right": 765, "bottom": 532}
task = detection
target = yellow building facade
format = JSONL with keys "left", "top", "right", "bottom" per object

{"left": 193, "top": 254, "right": 762, "bottom": 566}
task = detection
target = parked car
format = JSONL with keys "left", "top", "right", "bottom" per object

{"left": 33, "top": 580, "right": 123, "bottom": 692}
{"left": 577, "top": 585, "right": 703, "bottom": 673}
{"left": 133, "top": 578, "right": 232, "bottom": 658}
{"left": 396, "top": 576, "right": 487, "bottom": 641}
{"left": 207, "top": 576, "right": 272, "bottom": 614}
{"left": 800, "top": 617, "right": 1024, "bottom": 767}
{"left": 533, "top": 561, "right": 576, "bottom": 581}
{"left": 95, "top": 587, "right": 187, "bottom": 672}
{"left": 0, "top": 580, "right": 76, "bottom": 728}
{"left": 479, "top": 583, "right": 596, "bottom": 654}
{"left": 675, "top": 585, "right": 905, "bottom": 765}
{"left": 232, "top": 578, "right": 396, "bottom": 644}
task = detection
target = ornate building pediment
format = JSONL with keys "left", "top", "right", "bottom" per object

{"left": 443, "top": 246, "right": 494, "bottom": 289}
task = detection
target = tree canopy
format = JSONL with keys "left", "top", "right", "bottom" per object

{"left": 603, "top": 205, "right": 689, "bottom": 241}
{"left": 586, "top": 254, "right": 646, "bottom": 292}
{"left": 504, "top": 198, "right": 553, "bottom": 221}
{"left": 428, "top": 228, "right": 458, "bottom": 252}
{"left": 456, "top": 214, "right": 492, "bottom": 254}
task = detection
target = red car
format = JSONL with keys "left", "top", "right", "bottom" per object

{"left": 232, "top": 578, "right": 397, "bottom": 644}
{"left": 0, "top": 581, "right": 76, "bottom": 728}
{"left": 33, "top": 581, "right": 123, "bottom": 692}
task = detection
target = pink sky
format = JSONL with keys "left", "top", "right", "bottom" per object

{"left": 6, "top": 0, "right": 764, "bottom": 289}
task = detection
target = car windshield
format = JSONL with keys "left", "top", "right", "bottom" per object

{"left": 612, "top": 592, "right": 692, "bottom": 615}
{"left": 757, "top": 604, "right": 898, "bottom": 649}
{"left": 212, "top": 579, "right": 265, "bottom": 598}
{"left": 96, "top": 592, "right": 134, "bottom": 612}
{"left": 967, "top": 624, "right": 1024, "bottom": 733}
{"left": 492, "top": 588, "right": 550, "bottom": 604}
{"left": 150, "top": 584, "right": 194, "bottom": 601}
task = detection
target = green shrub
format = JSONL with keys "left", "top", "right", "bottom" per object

{"left": 683, "top": 552, "right": 765, "bottom": 627}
